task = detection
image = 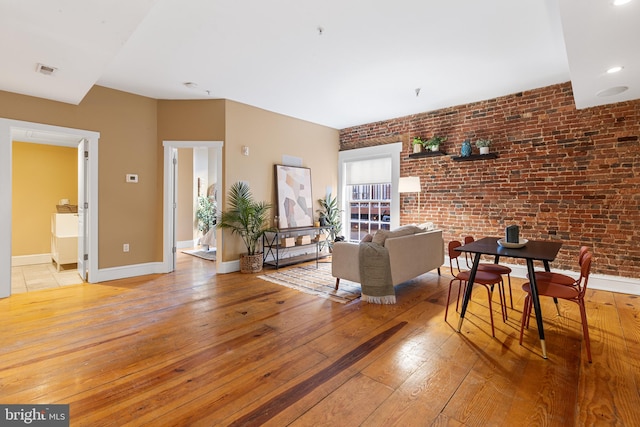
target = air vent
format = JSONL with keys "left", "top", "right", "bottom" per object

{"left": 36, "top": 63, "right": 58, "bottom": 76}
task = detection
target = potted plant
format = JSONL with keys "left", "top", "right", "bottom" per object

{"left": 411, "top": 137, "right": 424, "bottom": 153}
{"left": 195, "top": 195, "right": 216, "bottom": 249}
{"left": 217, "top": 181, "right": 274, "bottom": 273}
{"left": 316, "top": 193, "right": 343, "bottom": 246}
{"left": 476, "top": 139, "right": 491, "bottom": 154}
{"left": 424, "top": 136, "right": 447, "bottom": 152}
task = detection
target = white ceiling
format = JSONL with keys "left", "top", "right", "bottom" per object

{"left": 1, "top": 0, "right": 638, "bottom": 130}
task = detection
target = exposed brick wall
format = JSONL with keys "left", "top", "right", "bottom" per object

{"left": 340, "top": 82, "right": 640, "bottom": 278}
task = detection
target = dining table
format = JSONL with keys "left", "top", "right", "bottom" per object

{"left": 454, "top": 236, "right": 563, "bottom": 359}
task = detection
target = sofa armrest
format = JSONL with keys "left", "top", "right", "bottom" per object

{"left": 331, "top": 241, "right": 361, "bottom": 283}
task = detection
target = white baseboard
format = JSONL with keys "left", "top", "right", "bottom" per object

{"left": 91, "top": 262, "right": 168, "bottom": 283}
{"left": 444, "top": 256, "right": 640, "bottom": 296}
{"left": 12, "top": 253, "right": 52, "bottom": 266}
{"left": 217, "top": 259, "right": 240, "bottom": 274}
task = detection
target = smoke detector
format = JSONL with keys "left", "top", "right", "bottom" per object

{"left": 36, "top": 63, "right": 58, "bottom": 76}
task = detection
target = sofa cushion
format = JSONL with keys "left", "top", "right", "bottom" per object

{"left": 372, "top": 225, "right": 424, "bottom": 246}
{"left": 360, "top": 233, "right": 374, "bottom": 242}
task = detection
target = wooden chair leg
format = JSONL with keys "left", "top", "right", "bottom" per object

{"left": 335, "top": 278, "right": 340, "bottom": 290}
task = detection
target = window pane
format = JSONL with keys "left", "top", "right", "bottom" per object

{"left": 346, "top": 184, "right": 391, "bottom": 242}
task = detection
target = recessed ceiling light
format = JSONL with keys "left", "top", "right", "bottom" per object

{"left": 183, "top": 82, "right": 198, "bottom": 89}
{"left": 612, "top": 0, "right": 632, "bottom": 5}
{"left": 596, "top": 86, "right": 629, "bottom": 97}
{"left": 606, "top": 66, "right": 623, "bottom": 74}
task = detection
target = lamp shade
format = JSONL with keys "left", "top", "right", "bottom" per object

{"left": 398, "top": 176, "right": 421, "bottom": 193}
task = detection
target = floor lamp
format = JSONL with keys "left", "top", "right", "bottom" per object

{"left": 398, "top": 176, "right": 421, "bottom": 221}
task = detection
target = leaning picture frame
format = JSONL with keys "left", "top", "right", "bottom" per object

{"left": 274, "top": 164, "right": 313, "bottom": 229}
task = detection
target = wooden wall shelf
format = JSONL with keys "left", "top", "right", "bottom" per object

{"left": 408, "top": 150, "right": 446, "bottom": 159}
{"left": 452, "top": 153, "right": 498, "bottom": 162}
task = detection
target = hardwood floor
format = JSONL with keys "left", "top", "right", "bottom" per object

{"left": 1, "top": 253, "right": 639, "bottom": 426}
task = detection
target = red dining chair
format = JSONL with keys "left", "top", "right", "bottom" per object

{"left": 528, "top": 245, "right": 589, "bottom": 315}
{"left": 445, "top": 240, "right": 506, "bottom": 337}
{"left": 519, "top": 251, "right": 593, "bottom": 362}
{"left": 464, "top": 236, "right": 514, "bottom": 310}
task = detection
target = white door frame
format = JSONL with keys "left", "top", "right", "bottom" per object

{"left": 162, "top": 141, "right": 224, "bottom": 273}
{"left": 0, "top": 119, "right": 99, "bottom": 298}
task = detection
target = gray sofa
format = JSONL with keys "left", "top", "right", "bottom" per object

{"left": 332, "top": 227, "right": 444, "bottom": 291}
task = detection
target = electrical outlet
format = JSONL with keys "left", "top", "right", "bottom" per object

{"left": 123, "top": 243, "right": 129, "bottom": 252}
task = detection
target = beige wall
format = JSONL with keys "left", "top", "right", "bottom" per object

{"left": 11, "top": 142, "right": 77, "bottom": 255}
{"left": 2, "top": 89, "right": 339, "bottom": 272}
{"left": 1, "top": 86, "right": 159, "bottom": 268}
{"left": 223, "top": 100, "right": 339, "bottom": 261}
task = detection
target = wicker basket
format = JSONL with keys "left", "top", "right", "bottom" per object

{"left": 239, "top": 253, "right": 263, "bottom": 273}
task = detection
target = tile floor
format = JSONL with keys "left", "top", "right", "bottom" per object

{"left": 11, "top": 263, "right": 84, "bottom": 294}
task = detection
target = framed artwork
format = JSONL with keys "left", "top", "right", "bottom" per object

{"left": 275, "top": 164, "right": 313, "bottom": 229}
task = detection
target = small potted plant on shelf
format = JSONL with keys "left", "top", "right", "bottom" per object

{"left": 217, "top": 181, "right": 274, "bottom": 273}
{"left": 476, "top": 139, "right": 491, "bottom": 155}
{"left": 424, "top": 136, "right": 447, "bottom": 152}
{"left": 412, "top": 137, "right": 424, "bottom": 153}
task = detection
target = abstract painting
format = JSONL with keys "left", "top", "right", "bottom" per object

{"left": 275, "top": 165, "right": 313, "bottom": 229}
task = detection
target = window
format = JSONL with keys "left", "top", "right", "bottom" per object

{"left": 348, "top": 184, "right": 391, "bottom": 242}
{"left": 338, "top": 143, "right": 403, "bottom": 240}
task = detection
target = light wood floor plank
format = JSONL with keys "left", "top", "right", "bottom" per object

{"left": 1, "top": 254, "right": 638, "bottom": 425}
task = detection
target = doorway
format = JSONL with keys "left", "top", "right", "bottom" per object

{"left": 0, "top": 119, "right": 99, "bottom": 298}
{"left": 163, "top": 141, "right": 223, "bottom": 274}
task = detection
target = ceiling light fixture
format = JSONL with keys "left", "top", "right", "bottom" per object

{"left": 317, "top": 26, "right": 324, "bottom": 36}
{"left": 183, "top": 82, "right": 198, "bottom": 89}
{"left": 415, "top": 88, "right": 421, "bottom": 97}
{"left": 596, "top": 86, "right": 629, "bottom": 97}
{"left": 606, "top": 66, "right": 623, "bottom": 74}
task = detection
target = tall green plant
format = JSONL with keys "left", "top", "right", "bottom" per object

{"left": 217, "top": 182, "right": 273, "bottom": 255}
{"left": 317, "top": 193, "right": 342, "bottom": 241}
{"left": 195, "top": 196, "right": 216, "bottom": 234}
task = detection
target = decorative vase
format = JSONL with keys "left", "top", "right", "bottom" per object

{"left": 480, "top": 146, "right": 489, "bottom": 155}
{"left": 240, "top": 253, "right": 263, "bottom": 273}
{"left": 430, "top": 145, "right": 440, "bottom": 152}
{"left": 413, "top": 144, "right": 422, "bottom": 154}
{"left": 461, "top": 140, "right": 472, "bottom": 157}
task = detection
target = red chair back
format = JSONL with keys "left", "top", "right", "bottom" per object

{"left": 448, "top": 240, "right": 462, "bottom": 276}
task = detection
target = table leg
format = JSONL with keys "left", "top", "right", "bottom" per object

{"left": 525, "top": 258, "right": 547, "bottom": 359}
{"left": 457, "top": 252, "right": 481, "bottom": 332}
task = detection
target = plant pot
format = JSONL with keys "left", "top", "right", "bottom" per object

{"left": 412, "top": 144, "right": 422, "bottom": 153}
{"left": 240, "top": 253, "right": 263, "bottom": 273}
{"left": 430, "top": 145, "right": 440, "bottom": 152}
{"left": 480, "top": 146, "right": 489, "bottom": 155}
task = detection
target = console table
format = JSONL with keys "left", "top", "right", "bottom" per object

{"left": 263, "top": 225, "right": 332, "bottom": 269}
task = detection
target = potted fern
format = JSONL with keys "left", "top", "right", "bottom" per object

{"left": 217, "top": 181, "right": 274, "bottom": 273}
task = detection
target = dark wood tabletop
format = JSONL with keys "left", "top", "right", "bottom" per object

{"left": 455, "top": 236, "right": 562, "bottom": 262}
